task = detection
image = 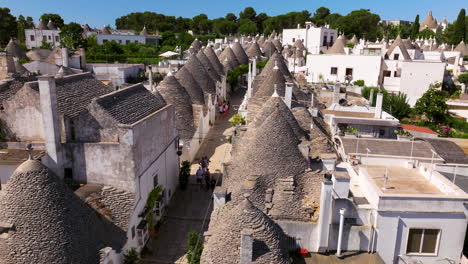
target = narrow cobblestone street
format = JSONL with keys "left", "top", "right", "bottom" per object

{"left": 143, "top": 89, "right": 244, "bottom": 264}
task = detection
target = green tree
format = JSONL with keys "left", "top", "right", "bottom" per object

{"left": 40, "top": 13, "right": 64, "bottom": 28}
{"left": 60, "top": 22, "right": 84, "bottom": 49}
{"left": 256, "top": 12, "right": 269, "bottom": 33}
{"left": 383, "top": 93, "right": 411, "bottom": 120}
{"left": 0, "top": 8, "right": 17, "bottom": 47}
{"left": 324, "top": 13, "right": 342, "bottom": 28}
{"left": 410, "top": 15, "right": 420, "bottom": 40}
{"left": 191, "top": 14, "right": 210, "bottom": 34}
{"left": 414, "top": 87, "right": 449, "bottom": 123}
{"left": 458, "top": 72, "right": 468, "bottom": 85}
{"left": 239, "top": 7, "right": 256, "bottom": 21}
{"left": 213, "top": 18, "right": 237, "bottom": 35}
{"left": 453, "top": 8, "right": 466, "bottom": 43}
{"left": 187, "top": 231, "right": 203, "bottom": 264}
{"left": 334, "top": 9, "right": 381, "bottom": 41}
{"left": 312, "top": 7, "right": 330, "bottom": 26}
{"left": 16, "top": 15, "right": 34, "bottom": 44}
{"left": 418, "top": 28, "right": 436, "bottom": 39}
{"left": 123, "top": 248, "right": 141, "bottom": 264}
{"left": 225, "top": 13, "right": 237, "bottom": 22}
{"left": 39, "top": 40, "right": 53, "bottom": 49}
{"left": 238, "top": 19, "right": 257, "bottom": 35}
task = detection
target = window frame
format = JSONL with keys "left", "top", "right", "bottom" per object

{"left": 393, "top": 53, "right": 400, "bottom": 60}
{"left": 330, "top": 67, "right": 338, "bottom": 75}
{"left": 405, "top": 228, "right": 441, "bottom": 256}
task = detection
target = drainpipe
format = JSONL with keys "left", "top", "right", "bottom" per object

{"left": 337, "top": 208, "right": 346, "bottom": 256}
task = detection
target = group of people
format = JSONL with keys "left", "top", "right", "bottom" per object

{"left": 196, "top": 156, "right": 216, "bottom": 191}
{"left": 218, "top": 100, "right": 229, "bottom": 114}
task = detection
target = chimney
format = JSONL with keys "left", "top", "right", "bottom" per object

{"left": 247, "top": 62, "right": 252, "bottom": 99}
{"left": 38, "top": 76, "right": 64, "bottom": 178}
{"left": 148, "top": 66, "right": 153, "bottom": 91}
{"left": 61, "top": 47, "right": 69, "bottom": 67}
{"left": 79, "top": 48, "right": 86, "bottom": 69}
{"left": 285, "top": 82, "right": 293, "bottom": 109}
{"left": 297, "top": 24, "right": 301, "bottom": 29}
{"left": 239, "top": 229, "right": 254, "bottom": 264}
{"left": 317, "top": 174, "right": 333, "bottom": 252}
{"left": 310, "top": 93, "right": 315, "bottom": 107}
{"left": 333, "top": 83, "right": 341, "bottom": 104}
{"left": 252, "top": 57, "right": 257, "bottom": 78}
{"left": 374, "top": 93, "right": 383, "bottom": 119}
{"left": 369, "top": 88, "right": 374, "bottom": 106}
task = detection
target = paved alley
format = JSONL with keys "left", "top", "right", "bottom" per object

{"left": 143, "top": 89, "right": 245, "bottom": 264}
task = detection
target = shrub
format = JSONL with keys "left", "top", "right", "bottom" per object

{"left": 230, "top": 114, "right": 246, "bottom": 126}
{"left": 179, "top": 160, "right": 191, "bottom": 191}
{"left": 383, "top": 93, "right": 411, "bottom": 120}
{"left": 344, "top": 127, "right": 358, "bottom": 134}
{"left": 187, "top": 231, "right": 203, "bottom": 264}
{"left": 361, "top": 86, "right": 386, "bottom": 107}
{"left": 353, "top": 80, "right": 365, "bottom": 87}
{"left": 123, "top": 248, "right": 141, "bottom": 264}
{"left": 458, "top": 72, "right": 468, "bottom": 85}
{"left": 145, "top": 186, "right": 162, "bottom": 231}
{"left": 394, "top": 129, "right": 412, "bottom": 137}
{"left": 414, "top": 88, "right": 448, "bottom": 123}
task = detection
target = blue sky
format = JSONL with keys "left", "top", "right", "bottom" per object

{"left": 2, "top": 0, "right": 467, "bottom": 28}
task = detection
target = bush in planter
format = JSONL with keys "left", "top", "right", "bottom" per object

{"left": 353, "top": 80, "right": 365, "bottom": 87}
{"left": 123, "top": 248, "right": 141, "bottom": 264}
{"left": 179, "top": 160, "right": 191, "bottom": 190}
{"left": 145, "top": 186, "right": 162, "bottom": 232}
{"left": 230, "top": 114, "right": 246, "bottom": 126}
{"left": 344, "top": 127, "right": 358, "bottom": 134}
{"left": 187, "top": 231, "right": 203, "bottom": 264}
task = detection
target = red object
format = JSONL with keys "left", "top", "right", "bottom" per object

{"left": 298, "top": 248, "right": 308, "bottom": 257}
{"left": 401, "top": 124, "right": 438, "bottom": 135}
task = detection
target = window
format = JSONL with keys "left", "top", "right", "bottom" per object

{"left": 330, "top": 67, "right": 338, "bottom": 75}
{"left": 406, "top": 228, "right": 440, "bottom": 255}
{"left": 30, "top": 35, "right": 35, "bottom": 41}
{"left": 292, "top": 38, "right": 295, "bottom": 43}
{"left": 48, "top": 35, "right": 51, "bottom": 40}
{"left": 379, "top": 129, "right": 385, "bottom": 136}
{"left": 323, "top": 36, "right": 328, "bottom": 46}
{"left": 330, "top": 36, "right": 334, "bottom": 46}
{"left": 118, "top": 40, "right": 122, "bottom": 44}
{"left": 346, "top": 68, "right": 353, "bottom": 76}
{"left": 55, "top": 36, "right": 59, "bottom": 42}
{"left": 383, "top": 71, "right": 391, "bottom": 77}
{"left": 43, "top": 36, "right": 47, "bottom": 41}
{"left": 69, "top": 120, "right": 76, "bottom": 141}
{"left": 103, "top": 39, "right": 108, "bottom": 43}
{"left": 126, "top": 40, "right": 130, "bottom": 44}
{"left": 134, "top": 40, "right": 138, "bottom": 43}
{"left": 393, "top": 53, "right": 400, "bottom": 60}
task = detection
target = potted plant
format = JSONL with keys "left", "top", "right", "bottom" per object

{"left": 344, "top": 127, "right": 358, "bottom": 137}
{"left": 394, "top": 129, "right": 412, "bottom": 140}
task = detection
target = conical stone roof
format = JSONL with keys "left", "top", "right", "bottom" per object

{"left": 35, "top": 19, "right": 48, "bottom": 30}
{"left": 272, "top": 38, "right": 283, "bottom": 52}
{"left": 246, "top": 41, "right": 262, "bottom": 58}
{"left": 327, "top": 35, "right": 346, "bottom": 54}
{"left": 140, "top": 26, "right": 149, "bottom": 36}
{"left": 6, "top": 39, "right": 27, "bottom": 59}
{"left": 254, "top": 65, "right": 287, "bottom": 98}
{"left": 47, "top": 20, "right": 57, "bottom": 30}
{"left": 201, "top": 196, "right": 289, "bottom": 264}
{"left": 257, "top": 35, "right": 266, "bottom": 46}
{"left": 175, "top": 67, "right": 205, "bottom": 105}
{"left": 455, "top": 41, "right": 468, "bottom": 55}
{"left": 262, "top": 40, "right": 277, "bottom": 58}
{"left": 231, "top": 41, "right": 249, "bottom": 65}
{"left": 196, "top": 49, "right": 221, "bottom": 82}
{"left": 102, "top": 25, "right": 112, "bottom": 35}
{"left": 191, "top": 39, "right": 202, "bottom": 51}
{"left": 219, "top": 46, "right": 240, "bottom": 70}
{"left": 349, "top": 35, "right": 358, "bottom": 45}
{"left": 184, "top": 55, "right": 217, "bottom": 95}
{"left": 386, "top": 35, "right": 411, "bottom": 60}
{"left": 250, "top": 95, "right": 306, "bottom": 140}
{"left": 203, "top": 46, "right": 225, "bottom": 76}
{"left": 0, "top": 160, "right": 125, "bottom": 264}
{"left": 156, "top": 73, "right": 195, "bottom": 141}
{"left": 294, "top": 39, "right": 305, "bottom": 50}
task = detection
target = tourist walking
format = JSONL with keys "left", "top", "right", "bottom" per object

{"left": 196, "top": 167, "right": 204, "bottom": 190}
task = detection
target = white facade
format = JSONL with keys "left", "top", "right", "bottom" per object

{"left": 86, "top": 31, "right": 159, "bottom": 45}
{"left": 282, "top": 24, "right": 338, "bottom": 54}
{"left": 306, "top": 54, "right": 382, "bottom": 86}
{"left": 25, "top": 28, "right": 61, "bottom": 49}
